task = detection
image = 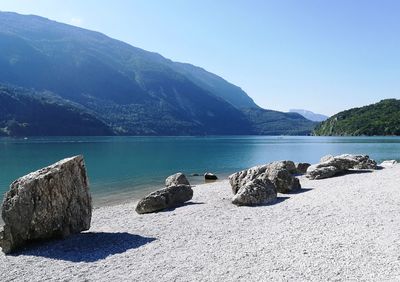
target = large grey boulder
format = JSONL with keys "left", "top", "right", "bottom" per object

{"left": 264, "top": 167, "right": 301, "bottom": 194}
{"left": 229, "top": 164, "right": 269, "bottom": 195}
{"left": 0, "top": 156, "right": 92, "bottom": 254}
{"left": 135, "top": 185, "right": 193, "bottom": 214}
{"left": 232, "top": 178, "right": 277, "bottom": 206}
{"left": 320, "top": 154, "right": 377, "bottom": 170}
{"left": 307, "top": 154, "right": 378, "bottom": 180}
{"left": 229, "top": 160, "right": 301, "bottom": 195}
{"left": 165, "top": 172, "right": 190, "bottom": 187}
{"left": 267, "top": 160, "right": 298, "bottom": 175}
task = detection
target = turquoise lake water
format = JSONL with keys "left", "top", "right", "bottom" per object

{"left": 1, "top": 136, "right": 400, "bottom": 206}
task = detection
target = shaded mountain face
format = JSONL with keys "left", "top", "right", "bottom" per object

{"left": 0, "top": 85, "right": 113, "bottom": 136}
{"left": 313, "top": 99, "right": 400, "bottom": 136}
{"left": 289, "top": 109, "right": 328, "bottom": 122}
{"left": 0, "top": 12, "right": 315, "bottom": 136}
{"left": 171, "top": 62, "right": 259, "bottom": 109}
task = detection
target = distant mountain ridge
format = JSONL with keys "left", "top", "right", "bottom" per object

{"left": 313, "top": 99, "right": 400, "bottom": 136}
{"left": 289, "top": 109, "right": 328, "bottom": 122}
{"left": 0, "top": 12, "right": 315, "bottom": 136}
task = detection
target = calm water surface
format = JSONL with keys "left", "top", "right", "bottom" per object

{"left": 1, "top": 136, "right": 399, "bottom": 206}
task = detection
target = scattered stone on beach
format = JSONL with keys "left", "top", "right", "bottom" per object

{"left": 267, "top": 160, "right": 298, "bottom": 175}
{"left": 165, "top": 173, "right": 190, "bottom": 187}
{"left": 265, "top": 166, "right": 301, "bottom": 193}
{"left": 0, "top": 155, "right": 92, "bottom": 254}
{"left": 307, "top": 154, "right": 378, "bottom": 180}
{"left": 229, "top": 160, "right": 301, "bottom": 195}
{"left": 232, "top": 178, "right": 277, "bottom": 206}
{"left": 229, "top": 164, "right": 269, "bottom": 194}
{"left": 380, "top": 160, "right": 398, "bottom": 167}
{"left": 295, "top": 163, "right": 311, "bottom": 174}
{"left": 320, "top": 155, "right": 334, "bottom": 163}
{"left": 306, "top": 165, "right": 338, "bottom": 180}
{"left": 135, "top": 185, "right": 193, "bottom": 214}
{"left": 204, "top": 173, "right": 218, "bottom": 180}
{"left": 341, "top": 154, "right": 378, "bottom": 169}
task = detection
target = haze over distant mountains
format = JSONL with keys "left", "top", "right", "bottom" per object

{"left": 289, "top": 109, "right": 328, "bottom": 122}
{"left": 0, "top": 12, "right": 316, "bottom": 136}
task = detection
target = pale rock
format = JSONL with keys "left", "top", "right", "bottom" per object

{"left": 232, "top": 178, "right": 277, "bottom": 206}
{"left": 0, "top": 155, "right": 92, "bottom": 254}
{"left": 165, "top": 172, "right": 190, "bottom": 187}
{"left": 135, "top": 185, "right": 193, "bottom": 214}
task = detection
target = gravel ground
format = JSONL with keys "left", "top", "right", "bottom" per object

{"left": 1, "top": 165, "right": 400, "bottom": 281}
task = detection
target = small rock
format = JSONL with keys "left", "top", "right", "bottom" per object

{"left": 191, "top": 173, "right": 200, "bottom": 176}
{"left": 232, "top": 178, "right": 277, "bottom": 206}
{"left": 306, "top": 165, "right": 338, "bottom": 180}
{"left": 204, "top": 173, "right": 218, "bottom": 180}
{"left": 135, "top": 185, "right": 193, "bottom": 214}
{"left": 165, "top": 172, "right": 190, "bottom": 187}
{"left": 295, "top": 163, "right": 311, "bottom": 174}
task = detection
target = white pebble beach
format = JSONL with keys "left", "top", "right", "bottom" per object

{"left": 1, "top": 165, "right": 400, "bottom": 281}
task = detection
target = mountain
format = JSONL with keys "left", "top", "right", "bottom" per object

{"left": 242, "top": 108, "right": 317, "bottom": 135}
{"left": 0, "top": 85, "right": 112, "bottom": 136}
{"left": 170, "top": 62, "right": 258, "bottom": 109}
{"left": 0, "top": 12, "right": 315, "bottom": 136}
{"left": 313, "top": 99, "right": 400, "bottom": 136}
{"left": 289, "top": 109, "right": 328, "bottom": 122}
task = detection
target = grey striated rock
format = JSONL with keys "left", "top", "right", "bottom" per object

{"left": 341, "top": 154, "right": 377, "bottom": 169}
{"left": 135, "top": 185, "right": 193, "bottom": 214}
{"left": 306, "top": 165, "right": 338, "bottom": 180}
{"left": 0, "top": 155, "right": 92, "bottom": 254}
{"left": 264, "top": 167, "right": 301, "bottom": 194}
{"left": 232, "top": 178, "right": 277, "bottom": 206}
{"left": 229, "top": 160, "right": 301, "bottom": 195}
{"left": 229, "top": 164, "right": 269, "bottom": 195}
{"left": 204, "top": 173, "right": 218, "bottom": 180}
{"left": 320, "top": 155, "right": 334, "bottom": 163}
{"left": 307, "top": 154, "right": 378, "bottom": 180}
{"left": 268, "top": 160, "right": 298, "bottom": 175}
{"left": 296, "top": 163, "right": 311, "bottom": 174}
{"left": 165, "top": 172, "right": 190, "bottom": 187}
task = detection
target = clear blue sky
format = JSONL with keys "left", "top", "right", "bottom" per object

{"left": 2, "top": 0, "right": 400, "bottom": 115}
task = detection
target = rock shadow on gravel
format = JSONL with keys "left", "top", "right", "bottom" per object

{"left": 330, "top": 169, "right": 374, "bottom": 178}
{"left": 270, "top": 196, "right": 290, "bottom": 205}
{"left": 286, "top": 188, "right": 313, "bottom": 195}
{"left": 11, "top": 232, "right": 156, "bottom": 263}
{"left": 159, "top": 201, "right": 205, "bottom": 213}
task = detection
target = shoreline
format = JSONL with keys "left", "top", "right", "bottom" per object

{"left": 91, "top": 177, "right": 228, "bottom": 209}
{"left": 2, "top": 165, "right": 400, "bottom": 281}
